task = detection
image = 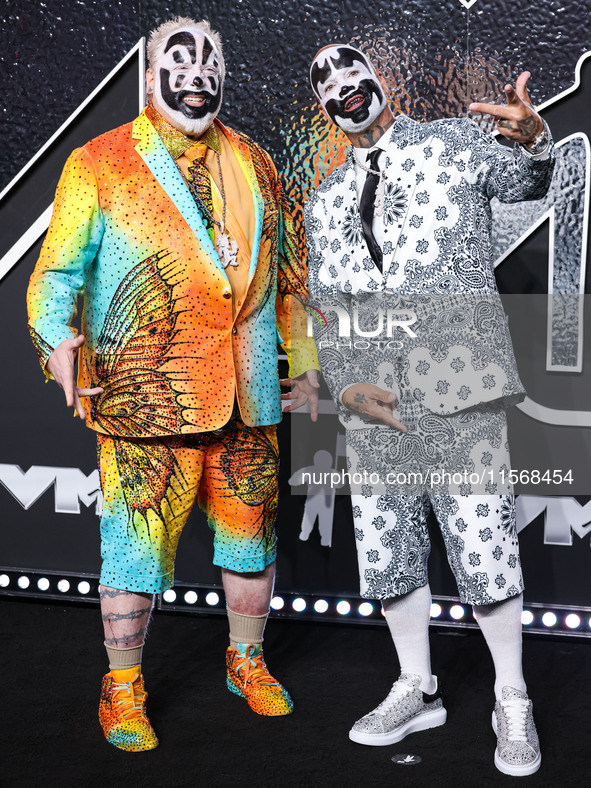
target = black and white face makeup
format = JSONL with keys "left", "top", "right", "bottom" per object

{"left": 150, "top": 27, "right": 223, "bottom": 136}
{"left": 310, "top": 46, "right": 387, "bottom": 134}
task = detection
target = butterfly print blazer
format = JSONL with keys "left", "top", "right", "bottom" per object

{"left": 27, "top": 110, "right": 315, "bottom": 436}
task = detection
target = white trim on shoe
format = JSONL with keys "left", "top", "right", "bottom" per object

{"left": 349, "top": 706, "right": 447, "bottom": 746}
{"left": 492, "top": 710, "right": 542, "bottom": 777}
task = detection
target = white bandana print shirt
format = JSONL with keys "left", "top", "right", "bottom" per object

{"left": 305, "top": 114, "right": 555, "bottom": 427}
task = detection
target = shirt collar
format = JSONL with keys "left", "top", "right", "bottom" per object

{"left": 144, "top": 103, "right": 221, "bottom": 160}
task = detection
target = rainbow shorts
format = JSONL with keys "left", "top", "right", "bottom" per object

{"left": 97, "top": 419, "right": 279, "bottom": 593}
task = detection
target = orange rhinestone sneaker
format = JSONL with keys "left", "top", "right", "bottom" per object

{"left": 98, "top": 666, "right": 159, "bottom": 751}
{"left": 226, "top": 643, "right": 294, "bottom": 716}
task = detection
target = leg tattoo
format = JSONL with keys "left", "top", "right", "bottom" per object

{"left": 99, "top": 585, "right": 154, "bottom": 648}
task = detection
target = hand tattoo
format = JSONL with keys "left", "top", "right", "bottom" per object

{"left": 517, "top": 114, "right": 542, "bottom": 140}
{"left": 347, "top": 392, "right": 371, "bottom": 417}
{"left": 498, "top": 113, "right": 541, "bottom": 142}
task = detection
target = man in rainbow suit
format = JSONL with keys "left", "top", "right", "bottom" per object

{"left": 27, "top": 16, "right": 318, "bottom": 751}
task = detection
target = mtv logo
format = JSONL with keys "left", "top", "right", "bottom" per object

{"left": 0, "top": 464, "right": 103, "bottom": 516}
{"left": 517, "top": 495, "right": 591, "bottom": 545}
{"left": 493, "top": 52, "right": 591, "bottom": 429}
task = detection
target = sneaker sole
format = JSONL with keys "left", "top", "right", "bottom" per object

{"left": 105, "top": 734, "right": 159, "bottom": 752}
{"left": 349, "top": 706, "right": 447, "bottom": 746}
{"left": 491, "top": 711, "right": 542, "bottom": 776}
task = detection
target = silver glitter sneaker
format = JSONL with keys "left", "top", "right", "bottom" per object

{"left": 492, "top": 687, "right": 541, "bottom": 776}
{"left": 349, "top": 673, "right": 447, "bottom": 746}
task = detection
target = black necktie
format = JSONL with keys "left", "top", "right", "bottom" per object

{"left": 359, "top": 149, "right": 383, "bottom": 272}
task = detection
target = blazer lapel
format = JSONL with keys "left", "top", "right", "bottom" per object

{"left": 132, "top": 112, "right": 228, "bottom": 279}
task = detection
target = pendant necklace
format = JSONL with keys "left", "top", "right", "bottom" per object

{"left": 185, "top": 152, "right": 239, "bottom": 268}
{"left": 213, "top": 152, "right": 239, "bottom": 268}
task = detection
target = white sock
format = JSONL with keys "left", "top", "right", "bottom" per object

{"left": 472, "top": 593, "right": 526, "bottom": 700}
{"left": 382, "top": 585, "right": 436, "bottom": 694}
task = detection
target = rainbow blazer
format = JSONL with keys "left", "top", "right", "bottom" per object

{"left": 28, "top": 110, "right": 315, "bottom": 436}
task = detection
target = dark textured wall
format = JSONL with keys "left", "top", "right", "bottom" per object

{"left": 0, "top": 1, "right": 139, "bottom": 190}
{"left": 3, "top": 1, "right": 591, "bottom": 192}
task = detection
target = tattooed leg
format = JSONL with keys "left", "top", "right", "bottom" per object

{"left": 99, "top": 585, "right": 154, "bottom": 648}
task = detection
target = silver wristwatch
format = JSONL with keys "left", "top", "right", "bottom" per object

{"left": 520, "top": 120, "right": 550, "bottom": 158}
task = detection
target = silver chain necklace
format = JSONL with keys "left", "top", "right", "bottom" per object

{"left": 184, "top": 152, "right": 239, "bottom": 269}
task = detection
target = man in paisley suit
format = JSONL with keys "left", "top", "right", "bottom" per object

{"left": 27, "top": 17, "right": 318, "bottom": 751}
{"left": 305, "top": 44, "right": 554, "bottom": 776}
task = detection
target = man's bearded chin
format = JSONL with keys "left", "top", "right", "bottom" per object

{"left": 325, "top": 80, "right": 386, "bottom": 134}
{"left": 153, "top": 82, "right": 223, "bottom": 137}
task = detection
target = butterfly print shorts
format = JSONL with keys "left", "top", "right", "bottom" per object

{"left": 96, "top": 420, "right": 279, "bottom": 593}
{"left": 345, "top": 400, "right": 524, "bottom": 605}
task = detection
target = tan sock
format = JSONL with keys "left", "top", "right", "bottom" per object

{"left": 105, "top": 642, "right": 144, "bottom": 671}
{"left": 227, "top": 607, "right": 268, "bottom": 649}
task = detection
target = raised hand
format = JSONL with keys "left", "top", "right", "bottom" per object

{"left": 46, "top": 335, "right": 103, "bottom": 420}
{"left": 469, "top": 71, "right": 544, "bottom": 146}
{"left": 342, "top": 382, "right": 407, "bottom": 432}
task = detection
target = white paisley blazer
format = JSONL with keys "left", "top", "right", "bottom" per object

{"left": 305, "top": 114, "right": 555, "bottom": 427}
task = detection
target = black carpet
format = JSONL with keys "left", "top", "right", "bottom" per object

{"left": 2, "top": 598, "right": 589, "bottom": 787}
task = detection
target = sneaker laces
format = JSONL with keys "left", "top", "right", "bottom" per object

{"left": 501, "top": 698, "right": 529, "bottom": 742}
{"left": 373, "top": 680, "right": 413, "bottom": 716}
{"left": 111, "top": 678, "right": 147, "bottom": 720}
{"left": 234, "top": 646, "right": 279, "bottom": 688}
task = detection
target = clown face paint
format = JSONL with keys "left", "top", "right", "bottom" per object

{"left": 150, "top": 27, "right": 223, "bottom": 137}
{"left": 310, "top": 46, "right": 387, "bottom": 134}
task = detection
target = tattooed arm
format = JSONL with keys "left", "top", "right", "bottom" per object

{"left": 464, "top": 70, "right": 554, "bottom": 203}
{"left": 469, "top": 71, "right": 544, "bottom": 148}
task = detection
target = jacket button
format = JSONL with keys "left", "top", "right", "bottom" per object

{"left": 232, "top": 326, "right": 238, "bottom": 335}
{"left": 223, "top": 290, "right": 231, "bottom": 299}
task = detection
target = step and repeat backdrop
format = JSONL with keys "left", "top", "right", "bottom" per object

{"left": 1, "top": 0, "right": 591, "bottom": 631}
